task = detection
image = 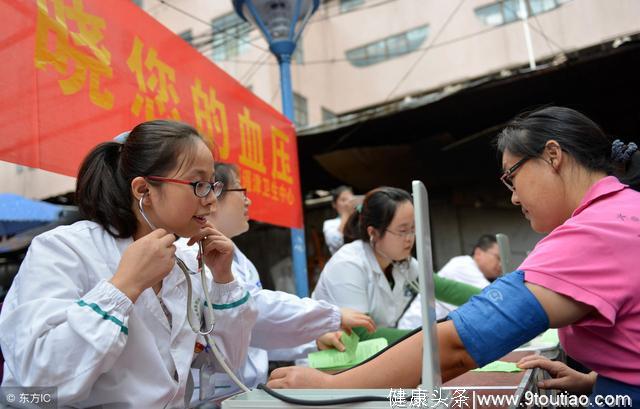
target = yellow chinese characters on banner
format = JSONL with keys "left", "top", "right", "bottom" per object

{"left": 127, "top": 36, "right": 181, "bottom": 121}
{"left": 238, "top": 107, "right": 267, "bottom": 174}
{"left": 7, "top": 0, "right": 302, "bottom": 228}
{"left": 271, "top": 126, "right": 293, "bottom": 184}
{"left": 34, "top": 0, "right": 114, "bottom": 109}
{"left": 239, "top": 121, "right": 296, "bottom": 206}
{"left": 191, "top": 78, "right": 230, "bottom": 160}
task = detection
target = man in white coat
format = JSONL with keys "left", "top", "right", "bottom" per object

{"left": 434, "top": 234, "right": 502, "bottom": 319}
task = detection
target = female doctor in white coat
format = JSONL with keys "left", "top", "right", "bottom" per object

{"left": 0, "top": 121, "right": 257, "bottom": 408}
{"left": 313, "top": 187, "right": 419, "bottom": 328}
{"left": 183, "top": 163, "right": 375, "bottom": 400}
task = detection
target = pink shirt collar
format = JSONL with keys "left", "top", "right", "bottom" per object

{"left": 572, "top": 176, "right": 626, "bottom": 217}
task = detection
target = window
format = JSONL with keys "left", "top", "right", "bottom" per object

{"left": 131, "top": 0, "right": 143, "bottom": 7}
{"left": 179, "top": 29, "right": 193, "bottom": 47}
{"left": 322, "top": 108, "right": 337, "bottom": 122}
{"left": 340, "top": 0, "right": 364, "bottom": 13}
{"left": 346, "top": 25, "right": 429, "bottom": 67}
{"left": 293, "top": 93, "right": 308, "bottom": 127}
{"left": 502, "top": 0, "right": 520, "bottom": 23}
{"left": 211, "top": 13, "right": 252, "bottom": 61}
{"left": 529, "top": 0, "right": 559, "bottom": 14}
{"left": 474, "top": 0, "right": 572, "bottom": 27}
{"left": 476, "top": 3, "right": 504, "bottom": 25}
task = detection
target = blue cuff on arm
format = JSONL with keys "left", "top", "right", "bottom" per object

{"left": 448, "top": 270, "right": 549, "bottom": 367}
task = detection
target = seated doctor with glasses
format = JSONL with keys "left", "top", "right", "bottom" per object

{"left": 312, "top": 186, "right": 422, "bottom": 329}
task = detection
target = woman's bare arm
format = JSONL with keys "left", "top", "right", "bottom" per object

{"left": 267, "top": 321, "right": 477, "bottom": 389}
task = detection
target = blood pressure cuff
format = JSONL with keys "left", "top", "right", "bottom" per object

{"left": 448, "top": 270, "right": 549, "bottom": 367}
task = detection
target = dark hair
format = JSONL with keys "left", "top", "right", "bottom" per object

{"left": 215, "top": 162, "right": 240, "bottom": 200}
{"left": 76, "top": 120, "right": 205, "bottom": 238}
{"left": 330, "top": 185, "right": 353, "bottom": 204}
{"left": 470, "top": 234, "right": 497, "bottom": 256}
{"left": 343, "top": 186, "right": 412, "bottom": 244}
{"left": 496, "top": 106, "right": 640, "bottom": 191}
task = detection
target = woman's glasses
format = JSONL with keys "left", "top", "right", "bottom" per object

{"left": 222, "top": 187, "right": 247, "bottom": 197}
{"left": 386, "top": 228, "right": 416, "bottom": 239}
{"left": 146, "top": 176, "right": 224, "bottom": 198}
{"left": 500, "top": 156, "right": 531, "bottom": 192}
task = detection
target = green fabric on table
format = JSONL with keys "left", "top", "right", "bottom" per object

{"left": 352, "top": 326, "right": 411, "bottom": 344}
{"left": 434, "top": 274, "right": 482, "bottom": 306}
{"left": 472, "top": 361, "right": 522, "bottom": 373}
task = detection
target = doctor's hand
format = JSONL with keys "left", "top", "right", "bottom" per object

{"left": 340, "top": 307, "right": 376, "bottom": 334}
{"left": 316, "top": 331, "right": 345, "bottom": 352}
{"left": 267, "top": 366, "right": 335, "bottom": 389}
{"left": 517, "top": 355, "right": 596, "bottom": 395}
{"left": 187, "top": 222, "right": 234, "bottom": 284}
{"left": 111, "top": 228, "right": 176, "bottom": 303}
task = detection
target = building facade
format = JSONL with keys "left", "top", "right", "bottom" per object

{"left": 142, "top": 0, "right": 640, "bottom": 127}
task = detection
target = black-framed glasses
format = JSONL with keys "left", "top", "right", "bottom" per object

{"left": 146, "top": 176, "right": 224, "bottom": 198}
{"left": 222, "top": 187, "right": 247, "bottom": 197}
{"left": 500, "top": 156, "right": 531, "bottom": 192}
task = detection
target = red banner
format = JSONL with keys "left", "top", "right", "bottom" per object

{"left": 0, "top": 0, "right": 302, "bottom": 229}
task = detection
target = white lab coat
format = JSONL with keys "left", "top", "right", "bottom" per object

{"left": 322, "top": 217, "right": 343, "bottom": 254}
{"left": 434, "top": 255, "right": 490, "bottom": 319}
{"left": 312, "top": 240, "right": 418, "bottom": 328}
{"left": 179, "top": 243, "right": 341, "bottom": 400}
{"left": 0, "top": 221, "right": 257, "bottom": 409}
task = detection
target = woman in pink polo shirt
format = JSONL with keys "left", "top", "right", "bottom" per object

{"left": 266, "top": 106, "right": 640, "bottom": 406}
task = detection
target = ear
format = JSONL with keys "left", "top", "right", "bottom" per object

{"left": 366, "top": 226, "right": 375, "bottom": 240}
{"left": 545, "top": 139, "right": 563, "bottom": 171}
{"left": 367, "top": 226, "right": 381, "bottom": 241}
{"left": 131, "top": 176, "right": 150, "bottom": 202}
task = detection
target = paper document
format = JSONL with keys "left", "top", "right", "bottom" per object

{"left": 308, "top": 332, "right": 388, "bottom": 371}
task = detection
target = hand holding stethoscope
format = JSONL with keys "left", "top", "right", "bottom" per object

{"left": 137, "top": 194, "right": 251, "bottom": 393}
{"left": 137, "top": 193, "right": 232, "bottom": 335}
{"left": 110, "top": 228, "right": 178, "bottom": 304}
{"left": 186, "top": 222, "right": 234, "bottom": 285}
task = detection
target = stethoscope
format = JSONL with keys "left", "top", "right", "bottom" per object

{"left": 137, "top": 193, "right": 250, "bottom": 396}
{"left": 138, "top": 193, "right": 216, "bottom": 335}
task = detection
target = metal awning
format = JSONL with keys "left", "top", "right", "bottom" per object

{"left": 295, "top": 34, "right": 640, "bottom": 193}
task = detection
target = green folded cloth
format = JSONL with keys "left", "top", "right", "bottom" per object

{"left": 308, "top": 332, "right": 388, "bottom": 371}
{"left": 434, "top": 274, "right": 482, "bottom": 306}
{"left": 472, "top": 361, "right": 522, "bottom": 373}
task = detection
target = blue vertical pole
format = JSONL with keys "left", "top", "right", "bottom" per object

{"left": 276, "top": 50, "right": 309, "bottom": 297}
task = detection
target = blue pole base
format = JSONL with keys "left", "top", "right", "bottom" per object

{"left": 290, "top": 228, "right": 309, "bottom": 297}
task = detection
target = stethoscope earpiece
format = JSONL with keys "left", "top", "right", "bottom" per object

{"left": 138, "top": 192, "right": 157, "bottom": 231}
